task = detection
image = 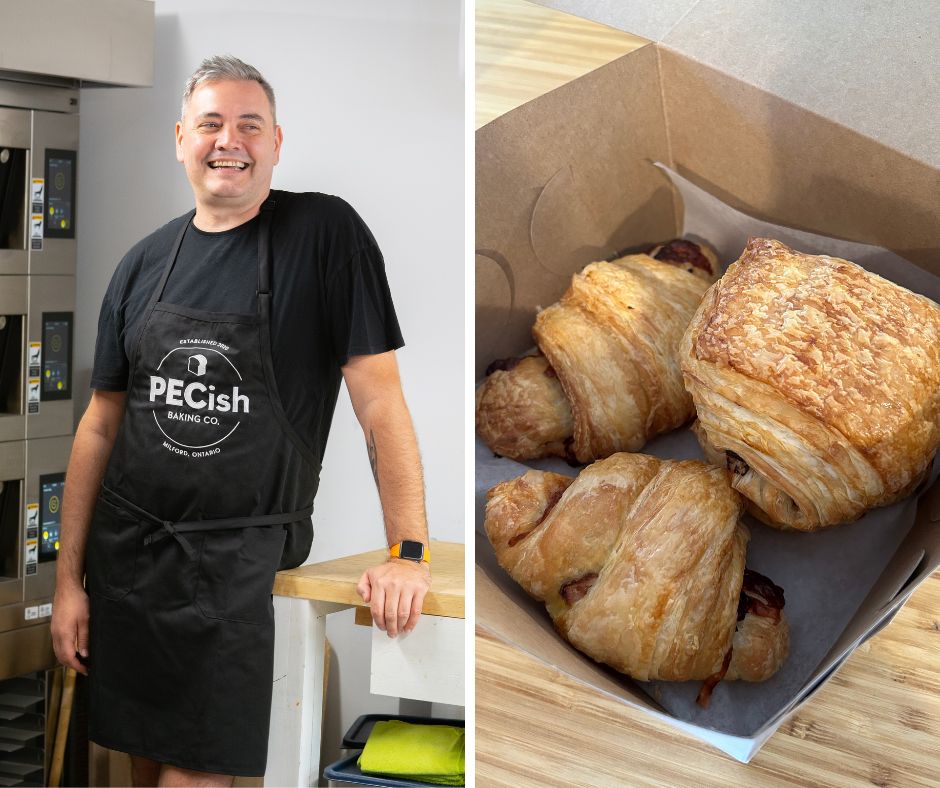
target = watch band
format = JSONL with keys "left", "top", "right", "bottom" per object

{"left": 389, "top": 540, "right": 430, "bottom": 563}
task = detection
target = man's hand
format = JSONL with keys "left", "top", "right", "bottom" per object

{"left": 356, "top": 559, "right": 431, "bottom": 638}
{"left": 51, "top": 583, "right": 90, "bottom": 676}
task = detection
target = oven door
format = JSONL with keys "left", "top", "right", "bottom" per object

{"left": 0, "top": 108, "right": 30, "bottom": 275}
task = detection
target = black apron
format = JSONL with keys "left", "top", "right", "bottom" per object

{"left": 85, "top": 198, "right": 319, "bottom": 777}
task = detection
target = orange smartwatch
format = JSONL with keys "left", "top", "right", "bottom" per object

{"left": 389, "top": 540, "right": 430, "bottom": 564}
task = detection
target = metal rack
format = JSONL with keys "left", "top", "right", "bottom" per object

{"left": 0, "top": 674, "right": 46, "bottom": 786}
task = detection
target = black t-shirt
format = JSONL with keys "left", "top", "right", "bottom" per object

{"left": 92, "top": 189, "right": 404, "bottom": 471}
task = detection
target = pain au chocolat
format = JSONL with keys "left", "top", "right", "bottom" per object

{"left": 484, "top": 453, "right": 789, "bottom": 706}
{"left": 476, "top": 240, "right": 719, "bottom": 464}
{"left": 681, "top": 237, "right": 940, "bottom": 531}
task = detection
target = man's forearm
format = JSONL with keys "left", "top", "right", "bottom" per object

{"left": 344, "top": 352, "right": 431, "bottom": 636}
{"left": 57, "top": 405, "right": 122, "bottom": 591}
{"left": 361, "top": 391, "right": 428, "bottom": 549}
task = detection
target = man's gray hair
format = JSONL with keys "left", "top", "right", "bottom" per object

{"left": 181, "top": 54, "right": 276, "bottom": 122}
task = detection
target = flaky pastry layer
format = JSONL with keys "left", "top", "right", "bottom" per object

{"left": 681, "top": 238, "right": 940, "bottom": 530}
{"left": 484, "top": 453, "right": 789, "bottom": 686}
{"left": 475, "top": 355, "right": 573, "bottom": 461}
{"left": 477, "top": 244, "right": 718, "bottom": 463}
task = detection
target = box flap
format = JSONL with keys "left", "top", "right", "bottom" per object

{"left": 658, "top": 48, "right": 940, "bottom": 275}
{"left": 475, "top": 43, "right": 676, "bottom": 378}
{"left": 531, "top": 0, "right": 940, "bottom": 167}
{"left": 664, "top": 1, "right": 939, "bottom": 168}
{"left": 527, "top": 0, "right": 701, "bottom": 42}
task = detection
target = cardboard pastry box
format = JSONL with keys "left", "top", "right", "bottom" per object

{"left": 475, "top": 0, "right": 940, "bottom": 762}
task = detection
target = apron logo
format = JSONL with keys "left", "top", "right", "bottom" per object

{"left": 148, "top": 345, "right": 250, "bottom": 456}
{"left": 188, "top": 353, "right": 208, "bottom": 376}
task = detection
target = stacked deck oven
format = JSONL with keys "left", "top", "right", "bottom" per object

{"left": 0, "top": 4, "right": 152, "bottom": 781}
{"left": 0, "top": 78, "right": 78, "bottom": 682}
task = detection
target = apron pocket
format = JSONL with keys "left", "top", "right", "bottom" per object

{"left": 85, "top": 496, "right": 141, "bottom": 602}
{"left": 195, "top": 525, "right": 287, "bottom": 625}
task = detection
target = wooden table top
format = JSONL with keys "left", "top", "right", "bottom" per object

{"left": 477, "top": 584, "right": 940, "bottom": 786}
{"left": 273, "top": 541, "right": 465, "bottom": 619}
{"left": 476, "top": 0, "right": 646, "bottom": 129}
{"left": 475, "top": 1, "right": 940, "bottom": 783}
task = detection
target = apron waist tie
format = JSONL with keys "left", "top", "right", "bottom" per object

{"left": 100, "top": 485, "right": 314, "bottom": 558}
{"left": 152, "top": 520, "right": 200, "bottom": 560}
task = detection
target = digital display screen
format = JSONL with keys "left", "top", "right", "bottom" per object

{"left": 41, "top": 312, "right": 72, "bottom": 400}
{"left": 39, "top": 472, "right": 65, "bottom": 563}
{"left": 44, "top": 149, "right": 76, "bottom": 239}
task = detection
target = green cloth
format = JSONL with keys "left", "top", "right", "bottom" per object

{"left": 357, "top": 720, "right": 465, "bottom": 786}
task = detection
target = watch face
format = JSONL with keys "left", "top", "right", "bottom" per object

{"left": 399, "top": 540, "right": 425, "bottom": 561}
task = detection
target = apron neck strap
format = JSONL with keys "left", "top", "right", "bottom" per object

{"left": 149, "top": 197, "right": 276, "bottom": 309}
{"left": 257, "top": 197, "right": 276, "bottom": 299}
{"left": 148, "top": 208, "right": 196, "bottom": 310}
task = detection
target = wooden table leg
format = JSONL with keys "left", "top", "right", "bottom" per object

{"left": 266, "top": 596, "right": 349, "bottom": 787}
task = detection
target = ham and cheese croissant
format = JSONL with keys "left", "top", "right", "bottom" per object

{"left": 681, "top": 238, "right": 940, "bottom": 531}
{"left": 476, "top": 240, "right": 719, "bottom": 464}
{"left": 484, "top": 453, "right": 789, "bottom": 705}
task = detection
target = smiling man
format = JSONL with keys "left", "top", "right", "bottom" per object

{"left": 50, "top": 56, "right": 431, "bottom": 787}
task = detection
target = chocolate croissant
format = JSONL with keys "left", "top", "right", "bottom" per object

{"left": 484, "top": 453, "right": 789, "bottom": 705}
{"left": 476, "top": 240, "right": 719, "bottom": 464}
{"left": 681, "top": 238, "right": 940, "bottom": 530}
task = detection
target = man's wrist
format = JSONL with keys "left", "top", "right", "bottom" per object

{"left": 388, "top": 556, "right": 431, "bottom": 574}
{"left": 55, "top": 574, "right": 86, "bottom": 595}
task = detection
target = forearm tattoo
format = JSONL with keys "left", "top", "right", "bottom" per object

{"left": 367, "top": 428, "right": 380, "bottom": 492}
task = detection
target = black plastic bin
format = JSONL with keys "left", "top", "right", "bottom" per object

{"left": 342, "top": 714, "right": 465, "bottom": 749}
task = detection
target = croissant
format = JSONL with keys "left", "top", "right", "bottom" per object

{"left": 681, "top": 237, "right": 940, "bottom": 531}
{"left": 476, "top": 240, "right": 719, "bottom": 464}
{"left": 484, "top": 453, "right": 789, "bottom": 705}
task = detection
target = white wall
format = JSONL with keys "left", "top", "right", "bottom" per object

{"left": 75, "top": 0, "right": 464, "bottom": 767}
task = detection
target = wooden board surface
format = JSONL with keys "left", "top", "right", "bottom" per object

{"left": 476, "top": 0, "right": 646, "bottom": 128}
{"left": 273, "top": 541, "right": 464, "bottom": 619}
{"left": 477, "top": 587, "right": 940, "bottom": 787}
{"left": 475, "top": 0, "right": 940, "bottom": 783}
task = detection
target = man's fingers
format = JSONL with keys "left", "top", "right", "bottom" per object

{"left": 356, "top": 570, "right": 372, "bottom": 603}
{"left": 52, "top": 634, "right": 67, "bottom": 669}
{"left": 50, "top": 588, "right": 90, "bottom": 676}
{"left": 362, "top": 563, "right": 431, "bottom": 636}
{"left": 71, "top": 653, "right": 89, "bottom": 676}
{"left": 77, "top": 621, "right": 89, "bottom": 659}
{"left": 68, "top": 626, "right": 89, "bottom": 675}
{"left": 389, "top": 589, "right": 413, "bottom": 639}
{"left": 385, "top": 586, "right": 403, "bottom": 638}
{"left": 53, "top": 631, "right": 87, "bottom": 676}
{"left": 404, "top": 588, "right": 425, "bottom": 633}
{"left": 61, "top": 653, "right": 85, "bottom": 675}
{"left": 371, "top": 585, "right": 387, "bottom": 632}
